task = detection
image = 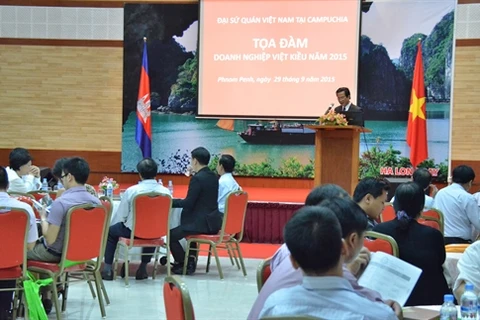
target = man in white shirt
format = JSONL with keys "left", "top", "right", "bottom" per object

{"left": 391, "top": 168, "right": 436, "bottom": 211}
{"left": 101, "top": 158, "right": 170, "bottom": 281}
{"left": 259, "top": 205, "right": 397, "bottom": 320}
{"left": 0, "top": 166, "right": 38, "bottom": 317}
{"left": 453, "top": 241, "right": 480, "bottom": 301}
{"left": 435, "top": 165, "right": 480, "bottom": 245}
{"left": 216, "top": 154, "right": 240, "bottom": 213}
{"left": 6, "top": 148, "right": 41, "bottom": 193}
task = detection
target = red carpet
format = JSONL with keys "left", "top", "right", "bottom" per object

{"left": 198, "top": 243, "right": 280, "bottom": 259}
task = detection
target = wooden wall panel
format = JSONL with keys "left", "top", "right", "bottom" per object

{"left": 451, "top": 46, "right": 480, "bottom": 161}
{"left": 0, "top": 0, "right": 197, "bottom": 7}
{"left": 0, "top": 1, "right": 479, "bottom": 187}
{"left": 0, "top": 148, "right": 315, "bottom": 188}
{"left": 0, "top": 45, "right": 123, "bottom": 152}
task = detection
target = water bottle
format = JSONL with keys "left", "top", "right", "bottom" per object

{"left": 57, "top": 180, "right": 63, "bottom": 190}
{"left": 106, "top": 181, "right": 113, "bottom": 199}
{"left": 158, "top": 178, "right": 163, "bottom": 186}
{"left": 168, "top": 180, "right": 174, "bottom": 195}
{"left": 460, "top": 283, "right": 477, "bottom": 319}
{"left": 41, "top": 178, "right": 48, "bottom": 191}
{"left": 440, "top": 294, "right": 457, "bottom": 320}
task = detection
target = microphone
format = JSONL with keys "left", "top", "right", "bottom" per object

{"left": 324, "top": 103, "right": 335, "bottom": 115}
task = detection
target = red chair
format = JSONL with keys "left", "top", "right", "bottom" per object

{"left": 183, "top": 191, "right": 249, "bottom": 279}
{"left": 0, "top": 207, "right": 30, "bottom": 319}
{"left": 73, "top": 196, "right": 113, "bottom": 302}
{"left": 163, "top": 275, "right": 195, "bottom": 320}
{"left": 256, "top": 257, "right": 272, "bottom": 292}
{"left": 99, "top": 195, "right": 113, "bottom": 219}
{"left": 418, "top": 217, "right": 442, "bottom": 233}
{"left": 363, "top": 231, "right": 399, "bottom": 257}
{"left": 380, "top": 205, "right": 396, "bottom": 222}
{"left": 422, "top": 208, "right": 444, "bottom": 233}
{"left": 27, "top": 204, "right": 110, "bottom": 320}
{"left": 14, "top": 195, "right": 41, "bottom": 219}
{"left": 28, "top": 190, "right": 57, "bottom": 201}
{"left": 113, "top": 192, "right": 172, "bottom": 286}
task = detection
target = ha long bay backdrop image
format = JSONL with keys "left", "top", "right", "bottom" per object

{"left": 121, "top": 1, "right": 454, "bottom": 180}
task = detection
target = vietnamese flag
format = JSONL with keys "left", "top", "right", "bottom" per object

{"left": 135, "top": 38, "right": 152, "bottom": 158}
{"left": 406, "top": 41, "right": 428, "bottom": 167}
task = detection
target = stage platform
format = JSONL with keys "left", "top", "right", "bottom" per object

{"left": 115, "top": 184, "right": 310, "bottom": 243}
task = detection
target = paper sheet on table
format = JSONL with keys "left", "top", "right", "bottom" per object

{"left": 357, "top": 251, "right": 422, "bottom": 306}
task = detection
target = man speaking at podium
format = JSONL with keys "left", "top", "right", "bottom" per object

{"left": 334, "top": 87, "right": 362, "bottom": 112}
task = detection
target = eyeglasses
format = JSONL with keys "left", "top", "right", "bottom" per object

{"left": 60, "top": 173, "right": 68, "bottom": 179}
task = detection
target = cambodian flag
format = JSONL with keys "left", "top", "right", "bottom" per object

{"left": 135, "top": 39, "right": 152, "bottom": 158}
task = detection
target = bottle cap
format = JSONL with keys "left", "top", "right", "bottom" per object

{"left": 466, "top": 283, "right": 474, "bottom": 291}
{"left": 444, "top": 294, "right": 454, "bottom": 302}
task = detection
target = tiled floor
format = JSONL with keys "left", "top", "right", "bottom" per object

{"left": 49, "top": 257, "right": 261, "bottom": 320}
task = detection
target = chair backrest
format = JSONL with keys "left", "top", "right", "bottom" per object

{"left": 28, "top": 190, "right": 57, "bottom": 201}
{"left": 418, "top": 217, "right": 442, "bottom": 233}
{"left": 422, "top": 208, "right": 444, "bottom": 231}
{"left": 445, "top": 243, "right": 470, "bottom": 253}
{"left": 99, "top": 196, "right": 113, "bottom": 218}
{"left": 14, "top": 195, "right": 41, "bottom": 219}
{"left": 60, "top": 203, "right": 109, "bottom": 271}
{"left": 363, "top": 231, "right": 399, "bottom": 257}
{"left": 8, "top": 191, "right": 35, "bottom": 200}
{"left": 131, "top": 192, "right": 172, "bottom": 239}
{"left": 0, "top": 207, "right": 29, "bottom": 274}
{"left": 381, "top": 205, "right": 396, "bottom": 223}
{"left": 256, "top": 257, "right": 272, "bottom": 293}
{"left": 220, "top": 191, "right": 248, "bottom": 240}
{"left": 163, "top": 275, "right": 195, "bottom": 320}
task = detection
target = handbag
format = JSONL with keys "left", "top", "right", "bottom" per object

{"left": 23, "top": 271, "right": 53, "bottom": 320}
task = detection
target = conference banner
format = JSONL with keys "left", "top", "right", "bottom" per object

{"left": 121, "top": 0, "right": 455, "bottom": 182}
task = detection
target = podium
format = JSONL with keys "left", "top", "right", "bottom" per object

{"left": 305, "top": 125, "right": 371, "bottom": 195}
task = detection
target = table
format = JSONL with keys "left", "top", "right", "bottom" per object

{"left": 403, "top": 305, "right": 459, "bottom": 319}
{"left": 444, "top": 252, "right": 463, "bottom": 289}
{"left": 110, "top": 200, "right": 185, "bottom": 260}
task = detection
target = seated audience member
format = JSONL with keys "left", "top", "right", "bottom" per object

{"left": 170, "top": 147, "right": 221, "bottom": 275}
{"left": 434, "top": 165, "right": 480, "bottom": 245}
{"left": 249, "top": 186, "right": 402, "bottom": 320}
{"left": 101, "top": 158, "right": 170, "bottom": 280}
{"left": 353, "top": 177, "right": 390, "bottom": 229}
{"left": 373, "top": 182, "right": 449, "bottom": 306}
{"left": 391, "top": 168, "right": 436, "bottom": 211}
{"left": 269, "top": 184, "right": 349, "bottom": 270}
{"left": 259, "top": 206, "right": 397, "bottom": 319}
{"left": 216, "top": 154, "right": 240, "bottom": 214}
{"left": 6, "top": 147, "right": 41, "bottom": 193}
{"left": 0, "top": 166, "right": 39, "bottom": 319}
{"left": 52, "top": 157, "right": 97, "bottom": 197}
{"left": 28, "top": 157, "right": 101, "bottom": 313}
{"left": 453, "top": 241, "right": 480, "bottom": 301}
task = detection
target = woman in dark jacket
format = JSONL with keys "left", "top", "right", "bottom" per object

{"left": 373, "top": 182, "right": 449, "bottom": 306}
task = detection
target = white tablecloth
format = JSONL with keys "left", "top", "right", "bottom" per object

{"left": 110, "top": 200, "right": 185, "bottom": 260}
{"left": 443, "top": 252, "right": 463, "bottom": 288}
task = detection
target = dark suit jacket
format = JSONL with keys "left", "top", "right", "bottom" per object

{"left": 172, "top": 167, "right": 220, "bottom": 233}
{"left": 373, "top": 219, "right": 449, "bottom": 306}
{"left": 334, "top": 103, "right": 361, "bottom": 113}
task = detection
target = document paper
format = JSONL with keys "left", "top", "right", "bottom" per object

{"left": 357, "top": 251, "right": 422, "bottom": 306}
